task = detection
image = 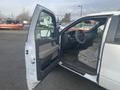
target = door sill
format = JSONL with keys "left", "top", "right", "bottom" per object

{"left": 59, "top": 62, "right": 85, "bottom": 77}
{"left": 59, "top": 61, "right": 97, "bottom": 75}
{"left": 59, "top": 62, "right": 97, "bottom": 83}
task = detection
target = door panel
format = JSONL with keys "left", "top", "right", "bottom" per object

{"left": 99, "top": 44, "right": 120, "bottom": 90}
{"left": 25, "top": 5, "right": 59, "bottom": 90}
{"left": 38, "top": 43, "right": 58, "bottom": 59}
{"left": 99, "top": 16, "right": 120, "bottom": 90}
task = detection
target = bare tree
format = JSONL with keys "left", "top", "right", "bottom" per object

{"left": 61, "top": 13, "right": 71, "bottom": 23}
{"left": 0, "top": 11, "right": 5, "bottom": 20}
{"left": 16, "top": 10, "right": 30, "bottom": 22}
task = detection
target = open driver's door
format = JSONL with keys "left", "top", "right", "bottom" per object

{"left": 25, "top": 5, "right": 59, "bottom": 90}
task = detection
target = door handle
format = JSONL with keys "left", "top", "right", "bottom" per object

{"left": 31, "top": 58, "right": 36, "bottom": 64}
{"left": 25, "top": 50, "right": 29, "bottom": 54}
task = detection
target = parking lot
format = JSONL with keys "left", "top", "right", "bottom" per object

{"left": 0, "top": 30, "right": 105, "bottom": 90}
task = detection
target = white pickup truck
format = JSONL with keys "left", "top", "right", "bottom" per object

{"left": 25, "top": 4, "right": 120, "bottom": 90}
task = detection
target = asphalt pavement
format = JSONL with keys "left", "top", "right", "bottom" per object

{"left": 0, "top": 30, "right": 105, "bottom": 90}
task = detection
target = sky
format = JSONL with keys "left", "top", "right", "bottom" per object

{"left": 0, "top": 0, "right": 120, "bottom": 19}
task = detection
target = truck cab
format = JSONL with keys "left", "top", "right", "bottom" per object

{"left": 25, "top": 5, "right": 120, "bottom": 90}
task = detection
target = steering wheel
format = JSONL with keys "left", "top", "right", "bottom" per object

{"left": 75, "top": 30, "right": 87, "bottom": 44}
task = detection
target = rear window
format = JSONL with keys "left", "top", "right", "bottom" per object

{"left": 0, "top": 20, "right": 5, "bottom": 24}
{"left": 0, "top": 20, "right": 2, "bottom": 24}
{"left": 6, "top": 20, "right": 21, "bottom": 24}
{"left": 0, "top": 20, "right": 21, "bottom": 24}
{"left": 114, "top": 17, "right": 120, "bottom": 43}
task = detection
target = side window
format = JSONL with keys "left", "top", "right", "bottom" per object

{"left": 35, "top": 11, "right": 55, "bottom": 39}
{"left": 114, "top": 19, "right": 120, "bottom": 43}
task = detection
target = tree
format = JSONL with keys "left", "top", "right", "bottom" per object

{"left": 61, "top": 13, "right": 71, "bottom": 23}
{"left": 0, "top": 11, "right": 5, "bottom": 20}
{"left": 16, "top": 10, "right": 30, "bottom": 22}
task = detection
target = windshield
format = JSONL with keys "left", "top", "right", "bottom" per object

{"left": 69, "top": 20, "right": 99, "bottom": 31}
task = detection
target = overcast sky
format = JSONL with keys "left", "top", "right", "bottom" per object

{"left": 0, "top": 0, "right": 120, "bottom": 19}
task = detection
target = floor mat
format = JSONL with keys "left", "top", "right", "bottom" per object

{"left": 62, "top": 50, "right": 96, "bottom": 75}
